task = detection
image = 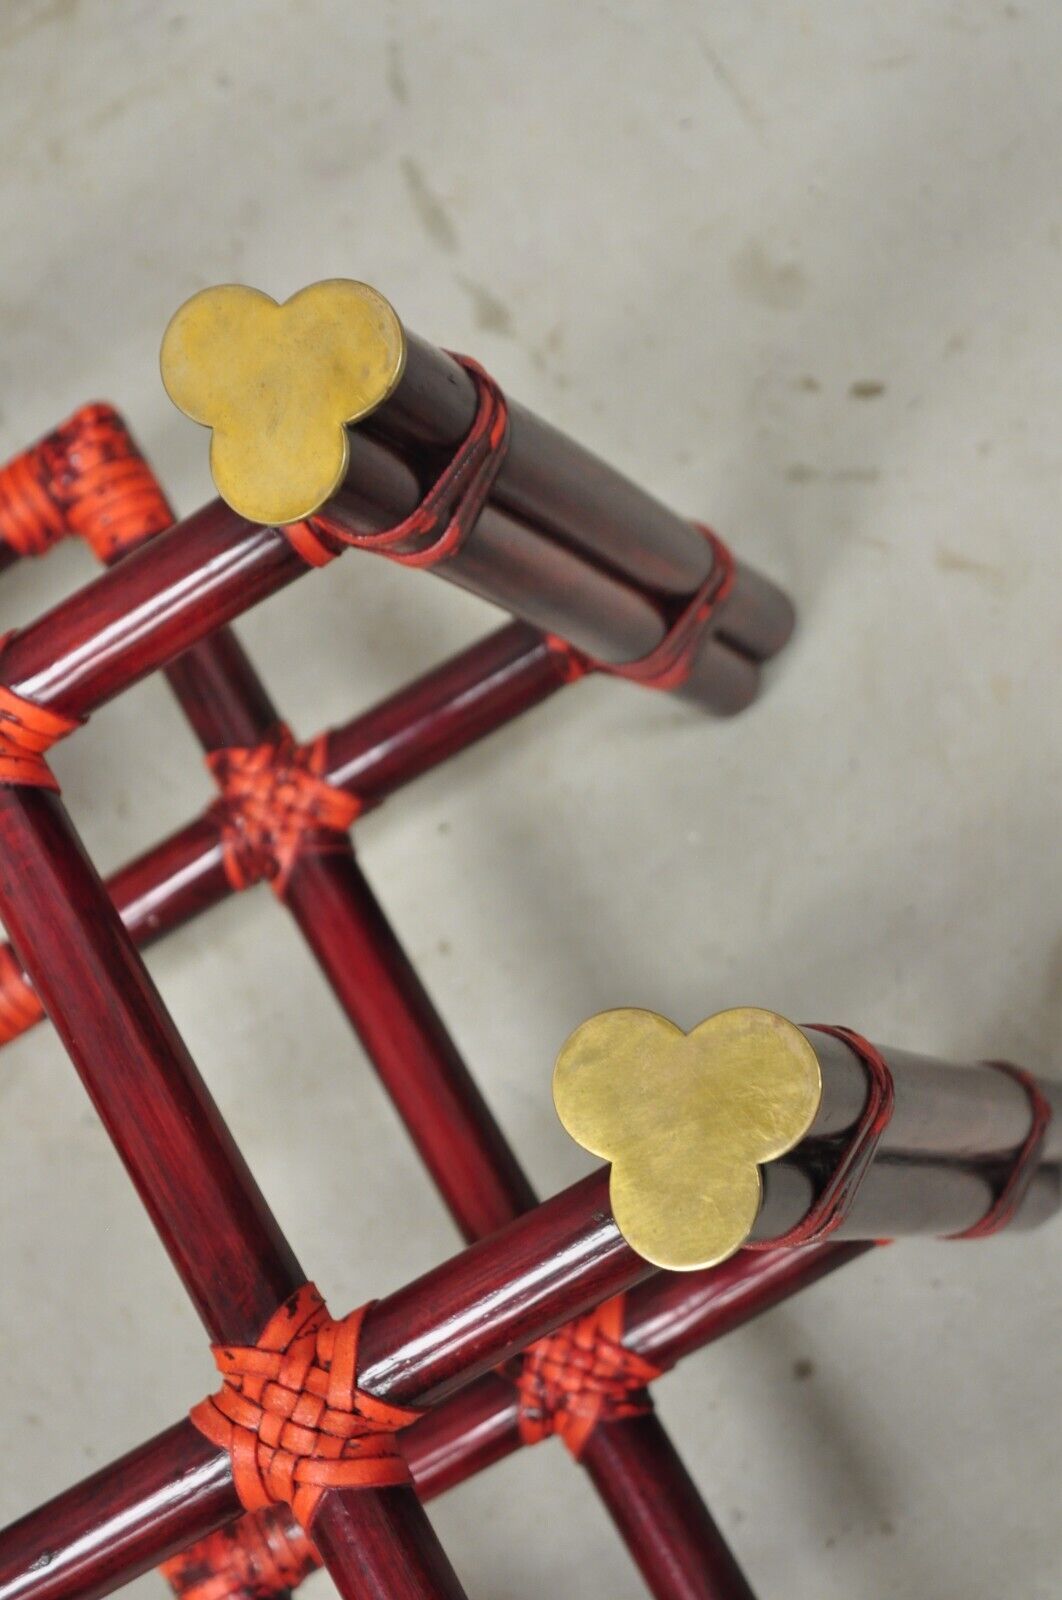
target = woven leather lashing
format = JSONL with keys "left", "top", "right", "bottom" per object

{"left": 0, "top": 403, "right": 172, "bottom": 561}
{"left": 287, "top": 355, "right": 508, "bottom": 569}
{"left": 544, "top": 525, "right": 735, "bottom": 694}
{"left": 189, "top": 1284, "right": 422, "bottom": 1531}
{"left": 515, "top": 1295, "right": 662, "bottom": 1459}
{"left": 0, "top": 648, "right": 81, "bottom": 790}
{"left": 746, "top": 1025, "right": 896, "bottom": 1250}
{"left": 206, "top": 725, "right": 360, "bottom": 896}
{"left": 160, "top": 1508, "right": 318, "bottom": 1600}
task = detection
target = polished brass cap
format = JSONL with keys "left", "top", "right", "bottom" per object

{"left": 553, "top": 1006, "right": 822, "bottom": 1271}
{"left": 160, "top": 280, "right": 406, "bottom": 525}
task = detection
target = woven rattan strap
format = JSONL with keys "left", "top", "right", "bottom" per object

{"left": 0, "top": 657, "right": 82, "bottom": 790}
{"left": 206, "top": 725, "right": 361, "bottom": 896}
{"left": 160, "top": 1508, "right": 319, "bottom": 1600}
{"left": 746, "top": 1025, "right": 896, "bottom": 1251}
{"left": 743, "top": 1030, "right": 1052, "bottom": 1248}
{"left": 283, "top": 356, "right": 508, "bottom": 569}
{"left": 0, "top": 402, "right": 172, "bottom": 561}
{"left": 949, "top": 1062, "right": 1053, "bottom": 1239}
{"left": 515, "top": 1295, "right": 662, "bottom": 1459}
{"left": 190, "top": 1284, "right": 421, "bottom": 1531}
{"left": 544, "top": 525, "right": 736, "bottom": 694}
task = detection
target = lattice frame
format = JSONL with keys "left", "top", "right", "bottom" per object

{"left": 0, "top": 349, "right": 1054, "bottom": 1600}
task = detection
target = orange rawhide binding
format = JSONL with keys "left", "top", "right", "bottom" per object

{"left": 544, "top": 524, "right": 736, "bottom": 693}
{"left": 189, "top": 1284, "right": 421, "bottom": 1532}
{"left": 160, "top": 1509, "right": 319, "bottom": 1600}
{"left": 0, "top": 643, "right": 82, "bottom": 790}
{"left": 206, "top": 725, "right": 361, "bottom": 896}
{"left": 284, "top": 356, "right": 508, "bottom": 568}
{"left": 950, "top": 1062, "right": 1053, "bottom": 1240}
{"left": 515, "top": 1295, "right": 662, "bottom": 1459}
{"left": 0, "top": 402, "right": 172, "bottom": 561}
{"left": 747, "top": 1025, "right": 896, "bottom": 1251}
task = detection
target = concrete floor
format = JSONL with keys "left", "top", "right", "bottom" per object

{"left": 0, "top": 2, "right": 1059, "bottom": 1596}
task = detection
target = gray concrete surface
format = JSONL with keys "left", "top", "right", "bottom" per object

{"left": 0, "top": 2, "right": 1058, "bottom": 1596}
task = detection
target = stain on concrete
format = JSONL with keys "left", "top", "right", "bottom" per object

{"left": 401, "top": 158, "right": 458, "bottom": 252}
{"left": 792, "top": 1357, "right": 815, "bottom": 1380}
{"left": 935, "top": 546, "right": 1007, "bottom": 589}
{"left": 730, "top": 240, "right": 807, "bottom": 311}
{"left": 698, "top": 35, "right": 764, "bottom": 133}
{"left": 786, "top": 464, "right": 880, "bottom": 485}
{"left": 530, "top": 322, "right": 568, "bottom": 380}
{"left": 386, "top": 39, "right": 409, "bottom": 104}
{"left": 457, "top": 275, "right": 513, "bottom": 336}
{"left": 849, "top": 380, "right": 886, "bottom": 400}
{"left": 0, "top": 0, "right": 80, "bottom": 49}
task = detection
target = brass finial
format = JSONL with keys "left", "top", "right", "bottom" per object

{"left": 160, "top": 280, "right": 406, "bottom": 526}
{"left": 553, "top": 1006, "right": 822, "bottom": 1270}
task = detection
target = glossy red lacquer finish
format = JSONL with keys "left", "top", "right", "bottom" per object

{"left": 0, "top": 787, "right": 465, "bottom": 1600}
{"left": 1, "top": 341, "right": 1049, "bottom": 1600}
{"left": 581, "top": 1415, "right": 757, "bottom": 1600}
{"left": 2, "top": 434, "right": 760, "bottom": 1594}
{"left": 4, "top": 441, "right": 735, "bottom": 1597}
{"left": 281, "top": 845, "right": 538, "bottom": 1240}
{"left": 0, "top": 620, "right": 572, "bottom": 1043}
{"left": 0, "top": 1244, "right": 872, "bottom": 1600}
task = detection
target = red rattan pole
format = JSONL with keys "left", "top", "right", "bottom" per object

{"left": 797, "top": 1028, "right": 1062, "bottom": 1162}
{"left": 0, "top": 786, "right": 468, "bottom": 1600}
{"left": 0, "top": 503, "right": 298, "bottom": 719}
{"left": 579, "top": 1416, "right": 756, "bottom": 1600}
{"left": 0, "top": 787, "right": 300, "bottom": 1336}
{"left": 0, "top": 1424, "right": 234, "bottom": 1600}
{"left": 321, "top": 620, "right": 574, "bottom": 803}
{"left": 375, "top": 332, "right": 720, "bottom": 595}
{"left": 0, "top": 1243, "right": 868, "bottom": 1600}
{"left": 346, "top": 331, "right": 795, "bottom": 679}
{"left": 282, "top": 845, "right": 538, "bottom": 1238}
{"left": 313, "top": 443, "right": 766, "bottom": 713}
{"left": 344, "top": 1147, "right": 1057, "bottom": 1420}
